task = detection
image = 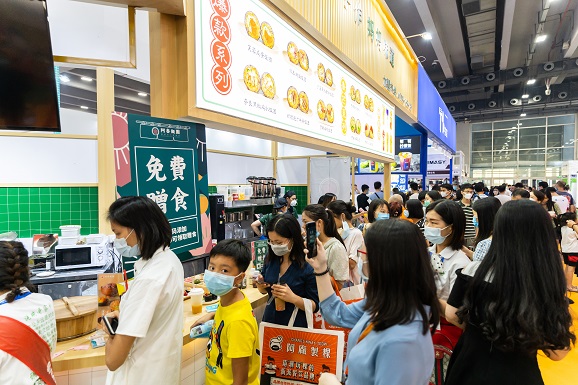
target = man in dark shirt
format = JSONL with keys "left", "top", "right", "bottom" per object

{"left": 357, "top": 184, "right": 370, "bottom": 212}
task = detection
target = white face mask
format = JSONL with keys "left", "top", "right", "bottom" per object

{"left": 463, "top": 193, "right": 473, "bottom": 200}
{"left": 113, "top": 229, "right": 141, "bottom": 258}
{"left": 290, "top": 200, "right": 298, "bottom": 207}
{"left": 440, "top": 191, "right": 448, "bottom": 198}
{"left": 340, "top": 216, "right": 350, "bottom": 240}
{"left": 269, "top": 241, "right": 292, "bottom": 256}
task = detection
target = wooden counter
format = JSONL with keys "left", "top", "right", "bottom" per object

{"left": 52, "top": 287, "right": 268, "bottom": 372}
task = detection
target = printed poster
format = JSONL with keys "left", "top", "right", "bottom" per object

{"left": 111, "top": 112, "right": 213, "bottom": 276}
{"left": 259, "top": 322, "right": 344, "bottom": 384}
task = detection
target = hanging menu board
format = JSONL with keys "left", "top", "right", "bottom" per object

{"left": 195, "top": 0, "right": 395, "bottom": 159}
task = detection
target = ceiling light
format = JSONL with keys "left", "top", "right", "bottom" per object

{"left": 80, "top": 76, "right": 93, "bottom": 82}
{"left": 520, "top": 113, "right": 527, "bottom": 117}
{"left": 59, "top": 75, "right": 70, "bottom": 83}
{"left": 422, "top": 32, "right": 433, "bottom": 40}
{"left": 527, "top": 79, "right": 536, "bottom": 85}
{"left": 80, "top": 106, "right": 89, "bottom": 110}
{"left": 138, "top": 92, "right": 148, "bottom": 97}
{"left": 522, "top": 94, "right": 529, "bottom": 98}
{"left": 535, "top": 35, "right": 547, "bottom": 43}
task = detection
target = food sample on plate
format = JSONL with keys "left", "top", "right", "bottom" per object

{"left": 298, "top": 49, "right": 309, "bottom": 71}
{"left": 287, "top": 86, "right": 299, "bottom": 109}
{"left": 369, "top": 98, "right": 374, "bottom": 112}
{"left": 260, "top": 22, "right": 275, "bottom": 48}
{"left": 350, "top": 86, "right": 355, "bottom": 100}
{"left": 317, "top": 100, "right": 326, "bottom": 120}
{"left": 364, "top": 95, "right": 369, "bottom": 109}
{"left": 298, "top": 91, "right": 309, "bottom": 113}
{"left": 245, "top": 11, "right": 260, "bottom": 40}
{"left": 355, "top": 89, "right": 361, "bottom": 104}
{"left": 243, "top": 65, "right": 261, "bottom": 93}
{"left": 261, "top": 73, "right": 276, "bottom": 99}
{"left": 317, "top": 63, "right": 325, "bottom": 83}
{"left": 327, "top": 104, "right": 334, "bottom": 123}
{"left": 287, "top": 41, "right": 299, "bottom": 64}
{"left": 325, "top": 69, "right": 333, "bottom": 87}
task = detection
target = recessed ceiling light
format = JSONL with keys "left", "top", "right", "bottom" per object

{"left": 527, "top": 79, "right": 536, "bottom": 85}
{"left": 422, "top": 32, "right": 433, "bottom": 40}
{"left": 535, "top": 35, "right": 547, "bottom": 43}
{"left": 80, "top": 106, "right": 89, "bottom": 110}
{"left": 520, "top": 113, "right": 527, "bottom": 117}
{"left": 138, "top": 92, "right": 148, "bottom": 97}
{"left": 80, "top": 76, "right": 93, "bottom": 82}
{"left": 59, "top": 75, "right": 70, "bottom": 83}
{"left": 522, "top": 94, "right": 529, "bottom": 98}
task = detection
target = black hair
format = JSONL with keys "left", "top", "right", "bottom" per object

{"left": 392, "top": 187, "right": 400, "bottom": 193}
{"left": 374, "top": 181, "right": 382, "bottom": 190}
{"left": 418, "top": 190, "right": 428, "bottom": 202}
{"left": 538, "top": 181, "right": 549, "bottom": 189}
{"left": 361, "top": 184, "right": 369, "bottom": 192}
{"left": 472, "top": 197, "right": 501, "bottom": 246}
{"left": 425, "top": 190, "right": 442, "bottom": 202}
{"left": 460, "top": 183, "right": 474, "bottom": 191}
{"left": 210, "top": 238, "right": 252, "bottom": 272}
{"left": 0, "top": 241, "right": 34, "bottom": 303}
{"left": 457, "top": 200, "right": 575, "bottom": 354}
{"left": 406, "top": 199, "right": 424, "bottom": 219}
{"left": 318, "top": 193, "right": 336, "bottom": 208}
{"left": 440, "top": 183, "right": 453, "bottom": 192}
{"left": 107, "top": 196, "right": 172, "bottom": 260}
{"left": 426, "top": 200, "right": 466, "bottom": 250}
{"left": 283, "top": 190, "right": 296, "bottom": 199}
{"left": 364, "top": 220, "right": 439, "bottom": 334}
{"left": 409, "top": 182, "right": 419, "bottom": 191}
{"left": 302, "top": 204, "right": 344, "bottom": 245}
{"left": 515, "top": 182, "right": 524, "bottom": 188}
{"left": 512, "top": 189, "right": 530, "bottom": 199}
{"left": 542, "top": 189, "right": 556, "bottom": 211}
{"left": 327, "top": 200, "right": 356, "bottom": 221}
{"left": 431, "top": 184, "right": 440, "bottom": 191}
{"left": 474, "top": 182, "right": 485, "bottom": 192}
{"left": 367, "top": 199, "right": 389, "bottom": 223}
{"left": 265, "top": 214, "right": 307, "bottom": 268}
{"left": 559, "top": 212, "right": 577, "bottom": 226}
{"left": 545, "top": 187, "right": 557, "bottom": 194}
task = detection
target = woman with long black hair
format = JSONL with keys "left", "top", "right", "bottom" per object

{"left": 445, "top": 200, "right": 575, "bottom": 385}
{"left": 471, "top": 197, "right": 501, "bottom": 261}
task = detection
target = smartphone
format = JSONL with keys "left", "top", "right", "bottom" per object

{"left": 103, "top": 316, "right": 118, "bottom": 335}
{"left": 305, "top": 222, "right": 317, "bottom": 258}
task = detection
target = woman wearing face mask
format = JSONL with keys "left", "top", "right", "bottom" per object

{"left": 361, "top": 199, "right": 390, "bottom": 234}
{"left": 284, "top": 190, "right": 299, "bottom": 219}
{"left": 424, "top": 200, "right": 470, "bottom": 350}
{"left": 328, "top": 200, "right": 365, "bottom": 286}
{"left": 308, "top": 219, "right": 439, "bottom": 385}
{"left": 257, "top": 215, "right": 319, "bottom": 327}
{"left": 471, "top": 197, "right": 501, "bottom": 262}
{"left": 302, "top": 205, "right": 349, "bottom": 290}
{"left": 424, "top": 190, "right": 442, "bottom": 208}
{"left": 104, "top": 196, "right": 184, "bottom": 385}
{"left": 404, "top": 199, "right": 425, "bottom": 232}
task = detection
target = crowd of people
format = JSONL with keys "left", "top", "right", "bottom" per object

{"left": 0, "top": 180, "right": 576, "bottom": 385}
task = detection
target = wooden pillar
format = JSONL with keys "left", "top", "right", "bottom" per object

{"left": 96, "top": 67, "right": 116, "bottom": 233}
{"left": 383, "top": 167, "right": 391, "bottom": 200}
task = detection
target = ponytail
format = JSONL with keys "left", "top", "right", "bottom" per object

{"left": 327, "top": 200, "right": 355, "bottom": 221}
{"left": 0, "top": 241, "right": 34, "bottom": 303}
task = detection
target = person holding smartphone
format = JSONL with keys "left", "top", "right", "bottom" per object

{"left": 257, "top": 215, "right": 319, "bottom": 327}
{"left": 101, "top": 196, "right": 184, "bottom": 385}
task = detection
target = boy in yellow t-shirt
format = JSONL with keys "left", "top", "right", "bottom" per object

{"left": 190, "top": 239, "right": 260, "bottom": 385}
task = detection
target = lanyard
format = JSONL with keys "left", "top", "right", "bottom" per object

{"left": 0, "top": 291, "right": 32, "bottom": 306}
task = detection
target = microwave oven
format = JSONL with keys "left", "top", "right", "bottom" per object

{"left": 54, "top": 240, "right": 108, "bottom": 270}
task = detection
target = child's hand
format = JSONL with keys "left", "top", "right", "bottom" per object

{"left": 190, "top": 312, "right": 215, "bottom": 330}
{"left": 305, "top": 239, "right": 328, "bottom": 274}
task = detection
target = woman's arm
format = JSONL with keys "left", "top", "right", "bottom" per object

{"left": 105, "top": 334, "right": 136, "bottom": 371}
{"left": 251, "top": 220, "right": 262, "bottom": 237}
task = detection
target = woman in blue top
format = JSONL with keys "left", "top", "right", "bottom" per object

{"left": 309, "top": 219, "right": 439, "bottom": 385}
{"left": 257, "top": 214, "right": 319, "bottom": 327}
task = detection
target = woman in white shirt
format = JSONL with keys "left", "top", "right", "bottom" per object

{"left": 0, "top": 241, "right": 57, "bottom": 385}
{"left": 328, "top": 200, "right": 365, "bottom": 285}
{"left": 424, "top": 200, "right": 470, "bottom": 349}
{"left": 103, "top": 196, "right": 184, "bottom": 385}
{"left": 302, "top": 204, "right": 349, "bottom": 290}
{"left": 560, "top": 212, "right": 578, "bottom": 292}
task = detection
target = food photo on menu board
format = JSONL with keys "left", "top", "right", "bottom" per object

{"left": 197, "top": 0, "right": 395, "bottom": 159}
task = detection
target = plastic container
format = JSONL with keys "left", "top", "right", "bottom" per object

{"left": 190, "top": 288, "right": 204, "bottom": 315}
{"left": 86, "top": 234, "right": 104, "bottom": 244}
{"left": 190, "top": 320, "right": 214, "bottom": 339}
{"left": 59, "top": 236, "right": 79, "bottom": 246}
{"left": 60, "top": 225, "right": 81, "bottom": 237}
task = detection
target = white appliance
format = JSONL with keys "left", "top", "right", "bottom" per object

{"left": 54, "top": 239, "right": 108, "bottom": 271}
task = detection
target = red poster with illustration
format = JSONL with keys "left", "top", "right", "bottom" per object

{"left": 259, "top": 322, "right": 344, "bottom": 385}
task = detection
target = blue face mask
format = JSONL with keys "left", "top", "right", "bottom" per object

{"left": 403, "top": 210, "right": 409, "bottom": 218}
{"left": 114, "top": 229, "right": 141, "bottom": 258}
{"left": 424, "top": 225, "right": 451, "bottom": 245}
{"left": 340, "top": 218, "right": 350, "bottom": 240}
{"left": 204, "top": 270, "right": 241, "bottom": 296}
{"left": 376, "top": 213, "right": 390, "bottom": 221}
{"left": 472, "top": 217, "right": 479, "bottom": 228}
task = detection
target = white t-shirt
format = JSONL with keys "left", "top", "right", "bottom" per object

{"left": 495, "top": 194, "right": 511, "bottom": 206}
{"left": 429, "top": 246, "right": 470, "bottom": 301}
{"left": 324, "top": 237, "right": 349, "bottom": 282}
{"left": 106, "top": 247, "right": 184, "bottom": 385}
{"left": 343, "top": 227, "right": 364, "bottom": 284}
{"left": 552, "top": 195, "right": 569, "bottom": 214}
{"left": 561, "top": 227, "right": 578, "bottom": 253}
{"left": 0, "top": 289, "right": 56, "bottom": 385}
{"left": 409, "top": 193, "right": 419, "bottom": 200}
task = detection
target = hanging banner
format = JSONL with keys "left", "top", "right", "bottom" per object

{"left": 195, "top": 0, "right": 395, "bottom": 159}
{"left": 392, "top": 135, "right": 421, "bottom": 173}
{"left": 111, "top": 112, "right": 212, "bottom": 275}
{"left": 259, "top": 322, "right": 344, "bottom": 385}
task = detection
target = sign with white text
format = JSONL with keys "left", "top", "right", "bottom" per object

{"left": 195, "top": 0, "right": 395, "bottom": 159}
